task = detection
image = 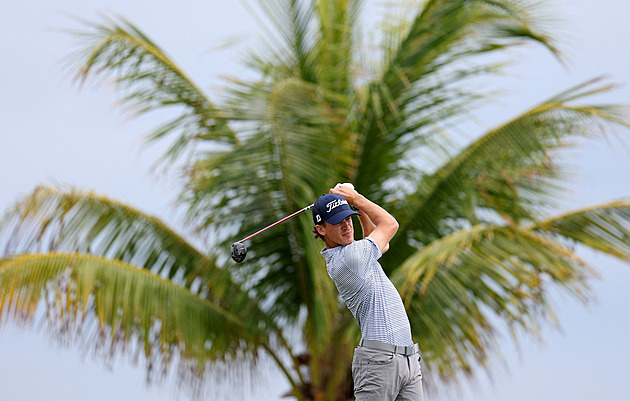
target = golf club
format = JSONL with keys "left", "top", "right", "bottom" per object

{"left": 231, "top": 203, "right": 314, "bottom": 263}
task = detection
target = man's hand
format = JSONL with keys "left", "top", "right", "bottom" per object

{"left": 330, "top": 184, "right": 359, "bottom": 206}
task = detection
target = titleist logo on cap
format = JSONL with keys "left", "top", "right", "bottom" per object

{"left": 326, "top": 198, "right": 348, "bottom": 212}
{"left": 313, "top": 193, "right": 359, "bottom": 225}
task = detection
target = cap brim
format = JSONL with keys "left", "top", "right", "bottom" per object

{"left": 325, "top": 209, "right": 361, "bottom": 225}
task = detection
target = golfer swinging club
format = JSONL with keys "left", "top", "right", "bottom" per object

{"left": 313, "top": 184, "right": 423, "bottom": 400}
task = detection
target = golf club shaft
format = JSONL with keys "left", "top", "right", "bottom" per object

{"left": 238, "top": 204, "right": 314, "bottom": 243}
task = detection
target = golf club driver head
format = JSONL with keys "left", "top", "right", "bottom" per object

{"left": 231, "top": 242, "right": 247, "bottom": 263}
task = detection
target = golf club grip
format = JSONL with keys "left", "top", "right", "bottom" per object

{"left": 238, "top": 204, "right": 314, "bottom": 243}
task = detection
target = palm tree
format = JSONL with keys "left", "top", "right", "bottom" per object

{"left": 1, "top": 0, "right": 629, "bottom": 400}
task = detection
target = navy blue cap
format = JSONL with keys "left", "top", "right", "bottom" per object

{"left": 312, "top": 193, "right": 360, "bottom": 225}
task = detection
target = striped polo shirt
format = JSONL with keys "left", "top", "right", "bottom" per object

{"left": 322, "top": 237, "right": 413, "bottom": 347}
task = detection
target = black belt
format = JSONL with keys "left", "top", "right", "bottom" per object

{"left": 359, "top": 338, "right": 420, "bottom": 357}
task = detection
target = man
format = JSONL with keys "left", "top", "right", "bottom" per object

{"left": 312, "top": 184, "right": 424, "bottom": 401}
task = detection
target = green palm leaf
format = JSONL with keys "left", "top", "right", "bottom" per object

{"left": 313, "top": 0, "right": 361, "bottom": 93}
{"left": 352, "top": 0, "right": 561, "bottom": 195}
{"left": 0, "top": 187, "right": 293, "bottom": 347}
{"left": 389, "top": 78, "right": 629, "bottom": 263}
{"left": 1, "top": 186, "right": 215, "bottom": 288}
{"left": 0, "top": 253, "right": 269, "bottom": 378}
{"left": 392, "top": 224, "right": 593, "bottom": 379}
{"left": 0, "top": 187, "right": 311, "bottom": 397}
{"left": 243, "top": 0, "right": 319, "bottom": 82}
{"left": 382, "top": 0, "right": 559, "bottom": 97}
{"left": 67, "top": 14, "right": 236, "bottom": 162}
{"left": 533, "top": 200, "right": 630, "bottom": 261}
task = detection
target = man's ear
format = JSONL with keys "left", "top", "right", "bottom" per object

{"left": 316, "top": 224, "right": 326, "bottom": 236}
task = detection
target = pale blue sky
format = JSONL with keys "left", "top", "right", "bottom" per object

{"left": 1, "top": 1, "right": 629, "bottom": 400}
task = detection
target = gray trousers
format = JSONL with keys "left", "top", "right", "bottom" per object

{"left": 351, "top": 345, "right": 424, "bottom": 401}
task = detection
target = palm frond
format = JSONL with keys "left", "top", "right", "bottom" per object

{"left": 382, "top": 0, "right": 559, "bottom": 96}
{"left": 243, "top": 0, "right": 319, "bottom": 82}
{"left": 352, "top": 0, "right": 562, "bottom": 195}
{"left": 66, "top": 14, "right": 236, "bottom": 162}
{"left": 532, "top": 200, "right": 630, "bottom": 261}
{"left": 0, "top": 186, "right": 298, "bottom": 332}
{"left": 389, "top": 79, "right": 630, "bottom": 262}
{"left": 0, "top": 187, "right": 310, "bottom": 395}
{"left": 0, "top": 253, "right": 270, "bottom": 379}
{"left": 0, "top": 186, "right": 212, "bottom": 289}
{"left": 313, "top": 0, "right": 363, "bottom": 93}
{"left": 391, "top": 224, "right": 593, "bottom": 380}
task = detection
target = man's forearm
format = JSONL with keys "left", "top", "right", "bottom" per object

{"left": 357, "top": 205, "right": 377, "bottom": 238}
{"left": 334, "top": 186, "right": 378, "bottom": 237}
{"left": 353, "top": 195, "right": 398, "bottom": 230}
{"left": 357, "top": 210, "right": 391, "bottom": 252}
{"left": 352, "top": 195, "right": 398, "bottom": 253}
